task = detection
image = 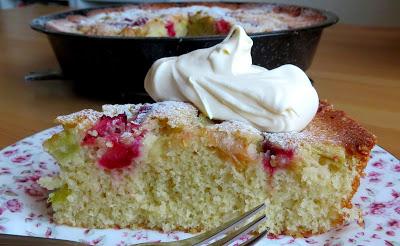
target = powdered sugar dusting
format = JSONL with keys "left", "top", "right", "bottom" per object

{"left": 101, "top": 101, "right": 199, "bottom": 128}
{"left": 54, "top": 101, "right": 357, "bottom": 152}
{"left": 209, "top": 120, "right": 261, "bottom": 136}
{"left": 263, "top": 130, "right": 313, "bottom": 149}
{"left": 55, "top": 109, "right": 102, "bottom": 130}
{"left": 56, "top": 102, "right": 322, "bottom": 144}
{"left": 102, "top": 104, "right": 142, "bottom": 119}
{"left": 147, "top": 101, "right": 199, "bottom": 128}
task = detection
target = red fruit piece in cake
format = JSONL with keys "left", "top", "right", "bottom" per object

{"left": 165, "top": 21, "right": 176, "bottom": 37}
{"left": 82, "top": 113, "right": 144, "bottom": 169}
{"left": 215, "top": 19, "right": 231, "bottom": 34}
{"left": 98, "top": 140, "right": 140, "bottom": 169}
{"left": 262, "top": 141, "right": 295, "bottom": 175}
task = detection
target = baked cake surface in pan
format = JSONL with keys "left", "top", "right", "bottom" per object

{"left": 46, "top": 3, "right": 326, "bottom": 37}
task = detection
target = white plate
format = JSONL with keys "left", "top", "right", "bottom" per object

{"left": 0, "top": 127, "right": 399, "bottom": 245}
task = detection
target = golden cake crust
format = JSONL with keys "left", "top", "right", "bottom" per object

{"left": 264, "top": 100, "right": 376, "bottom": 161}
{"left": 312, "top": 100, "right": 376, "bottom": 158}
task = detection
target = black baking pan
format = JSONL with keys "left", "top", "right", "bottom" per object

{"left": 30, "top": 3, "right": 338, "bottom": 102}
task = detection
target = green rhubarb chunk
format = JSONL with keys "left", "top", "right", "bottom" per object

{"left": 49, "top": 184, "right": 71, "bottom": 204}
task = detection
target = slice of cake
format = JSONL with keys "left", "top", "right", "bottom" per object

{"left": 40, "top": 100, "right": 375, "bottom": 237}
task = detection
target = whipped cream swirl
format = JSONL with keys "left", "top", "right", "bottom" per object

{"left": 144, "top": 25, "right": 319, "bottom": 132}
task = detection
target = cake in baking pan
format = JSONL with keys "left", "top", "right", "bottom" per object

{"left": 46, "top": 3, "right": 325, "bottom": 37}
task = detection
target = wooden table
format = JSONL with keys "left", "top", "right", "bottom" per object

{"left": 0, "top": 5, "right": 399, "bottom": 157}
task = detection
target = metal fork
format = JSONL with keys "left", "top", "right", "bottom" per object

{"left": 0, "top": 203, "right": 268, "bottom": 246}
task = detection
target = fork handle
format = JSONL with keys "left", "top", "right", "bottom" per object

{"left": 0, "top": 234, "right": 84, "bottom": 246}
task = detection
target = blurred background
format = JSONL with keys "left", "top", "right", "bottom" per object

{"left": 1, "top": 0, "right": 400, "bottom": 26}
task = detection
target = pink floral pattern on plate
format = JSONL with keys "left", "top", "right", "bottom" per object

{"left": 0, "top": 126, "right": 399, "bottom": 245}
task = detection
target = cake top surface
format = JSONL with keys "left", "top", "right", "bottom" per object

{"left": 56, "top": 100, "right": 376, "bottom": 159}
{"left": 46, "top": 3, "right": 326, "bottom": 37}
{"left": 264, "top": 101, "right": 376, "bottom": 157}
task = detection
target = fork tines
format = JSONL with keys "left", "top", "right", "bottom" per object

{"left": 135, "top": 203, "right": 268, "bottom": 246}
{"left": 187, "top": 203, "right": 268, "bottom": 246}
